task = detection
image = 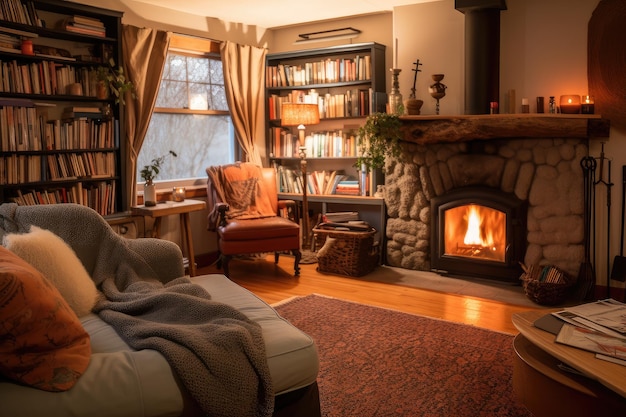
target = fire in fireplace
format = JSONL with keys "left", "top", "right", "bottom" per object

{"left": 444, "top": 203, "right": 506, "bottom": 262}
{"left": 431, "top": 186, "right": 527, "bottom": 283}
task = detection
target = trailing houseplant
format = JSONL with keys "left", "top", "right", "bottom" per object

{"left": 95, "top": 58, "right": 135, "bottom": 104}
{"left": 354, "top": 112, "right": 403, "bottom": 172}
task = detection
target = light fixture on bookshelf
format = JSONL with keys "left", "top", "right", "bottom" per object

{"left": 281, "top": 103, "right": 320, "bottom": 249}
{"left": 294, "top": 27, "right": 361, "bottom": 45}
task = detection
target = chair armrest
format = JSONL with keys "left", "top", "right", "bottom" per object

{"left": 277, "top": 199, "right": 297, "bottom": 222}
{"left": 216, "top": 203, "right": 229, "bottom": 227}
{"left": 126, "top": 238, "right": 185, "bottom": 283}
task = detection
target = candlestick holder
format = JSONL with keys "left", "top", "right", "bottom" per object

{"left": 428, "top": 74, "right": 447, "bottom": 115}
{"left": 388, "top": 68, "right": 403, "bottom": 115}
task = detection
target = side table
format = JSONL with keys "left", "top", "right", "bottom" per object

{"left": 512, "top": 310, "right": 625, "bottom": 417}
{"left": 131, "top": 199, "right": 206, "bottom": 277}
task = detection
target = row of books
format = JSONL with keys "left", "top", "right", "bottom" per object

{"left": 0, "top": 0, "right": 42, "bottom": 27}
{"left": 0, "top": 151, "right": 116, "bottom": 185}
{"left": 0, "top": 58, "right": 103, "bottom": 96}
{"left": 60, "top": 15, "right": 106, "bottom": 38}
{"left": 269, "top": 127, "right": 359, "bottom": 158}
{"left": 268, "top": 88, "right": 387, "bottom": 120}
{"left": 9, "top": 181, "right": 117, "bottom": 216}
{"left": 267, "top": 55, "right": 372, "bottom": 87}
{"left": 0, "top": 103, "right": 116, "bottom": 152}
{"left": 274, "top": 165, "right": 365, "bottom": 196}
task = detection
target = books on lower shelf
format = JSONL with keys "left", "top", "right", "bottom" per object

{"left": 274, "top": 164, "right": 367, "bottom": 196}
{"left": 9, "top": 181, "right": 117, "bottom": 216}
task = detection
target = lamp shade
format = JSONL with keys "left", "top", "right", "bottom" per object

{"left": 281, "top": 103, "right": 320, "bottom": 126}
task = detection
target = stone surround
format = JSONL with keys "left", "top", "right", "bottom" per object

{"left": 383, "top": 115, "right": 609, "bottom": 280}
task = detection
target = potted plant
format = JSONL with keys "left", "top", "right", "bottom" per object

{"left": 354, "top": 112, "right": 403, "bottom": 172}
{"left": 95, "top": 58, "right": 135, "bottom": 105}
{"left": 140, "top": 150, "right": 177, "bottom": 206}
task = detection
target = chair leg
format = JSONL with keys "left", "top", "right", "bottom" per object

{"left": 274, "top": 252, "right": 279, "bottom": 264}
{"left": 222, "top": 255, "right": 231, "bottom": 277}
{"left": 292, "top": 249, "right": 301, "bottom": 276}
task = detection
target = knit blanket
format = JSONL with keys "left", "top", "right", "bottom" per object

{"left": 0, "top": 203, "right": 274, "bottom": 417}
{"left": 91, "top": 241, "right": 274, "bottom": 417}
{"left": 206, "top": 162, "right": 276, "bottom": 230}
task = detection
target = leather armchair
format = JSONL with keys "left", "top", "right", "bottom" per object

{"left": 206, "top": 162, "right": 302, "bottom": 277}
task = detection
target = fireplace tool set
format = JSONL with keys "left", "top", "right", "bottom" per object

{"left": 579, "top": 144, "right": 626, "bottom": 301}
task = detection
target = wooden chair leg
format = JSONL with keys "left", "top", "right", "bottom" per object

{"left": 222, "top": 255, "right": 231, "bottom": 277}
{"left": 292, "top": 249, "right": 301, "bottom": 276}
{"left": 274, "top": 252, "right": 280, "bottom": 264}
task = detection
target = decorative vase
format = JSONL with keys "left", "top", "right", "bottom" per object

{"left": 388, "top": 68, "right": 403, "bottom": 115}
{"left": 144, "top": 183, "right": 157, "bottom": 206}
{"left": 428, "top": 74, "right": 447, "bottom": 115}
{"left": 405, "top": 98, "right": 424, "bottom": 115}
{"left": 96, "top": 81, "right": 109, "bottom": 100}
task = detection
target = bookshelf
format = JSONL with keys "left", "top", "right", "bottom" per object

{"left": 266, "top": 42, "right": 387, "bottom": 255}
{"left": 0, "top": 0, "right": 125, "bottom": 216}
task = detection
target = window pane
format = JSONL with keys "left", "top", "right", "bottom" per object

{"left": 137, "top": 52, "right": 234, "bottom": 183}
{"left": 137, "top": 114, "right": 234, "bottom": 181}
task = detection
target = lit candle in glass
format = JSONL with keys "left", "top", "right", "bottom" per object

{"left": 581, "top": 95, "right": 595, "bottom": 114}
{"left": 173, "top": 186, "right": 186, "bottom": 202}
{"left": 559, "top": 95, "right": 581, "bottom": 114}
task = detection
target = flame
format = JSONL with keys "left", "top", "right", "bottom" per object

{"left": 464, "top": 205, "right": 491, "bottom": 246}
{"left": 443, "top": 204, "right": 506, "bottom": 262}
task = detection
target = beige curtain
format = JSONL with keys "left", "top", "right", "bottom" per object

{"left": 121, "top": 25, "right": 171, "bottom": 206}
{"left": 220, "top": 41, "right": 266, "bottom": 166}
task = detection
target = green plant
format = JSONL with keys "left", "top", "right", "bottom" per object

{"left": 354, "top": 112, "right": 403, "bottom": 172}
{"left": 96, "top": 58, "right": 135, "bottom": 105}
{"left": 140, "top": 150, "right": 177, "bottom": 185}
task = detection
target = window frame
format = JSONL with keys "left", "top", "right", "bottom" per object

{"left": 137, "top": 34, "right": 238, "bottom": 191}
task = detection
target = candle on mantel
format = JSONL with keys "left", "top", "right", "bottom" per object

{"left": 559, "top": 95, "right": 581, "bottom": 114}
{"left": 394, "top": 38, "right": 398, "bottom": 68}
{"left": 581, "top": 95, "right": 595, "bottom": 114}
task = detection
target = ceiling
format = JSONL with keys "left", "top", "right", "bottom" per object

{"left": 130, "top": 0, "right": 438, "bottom": 29}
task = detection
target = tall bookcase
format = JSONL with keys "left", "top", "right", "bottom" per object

{"left": 265, "top": 42, "right": 387, "bottom": 251}
{"left": 0, "top": 0, "right": 125, "bottom": 216}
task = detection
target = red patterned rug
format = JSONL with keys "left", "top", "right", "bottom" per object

{"left": 274, "top": 294, "right": 532, "bottom": 417}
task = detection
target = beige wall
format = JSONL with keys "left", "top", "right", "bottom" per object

{"left": 69, "top": 1, "right": 623, "bottom": 292}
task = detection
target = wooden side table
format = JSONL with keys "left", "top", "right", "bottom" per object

{"left": 131, "top": 199, "right": 206, "bottom": 277}
{"left": 512, "top": 310, "right": 626, "bottom": 417}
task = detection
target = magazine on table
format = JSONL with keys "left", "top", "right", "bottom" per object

{"left": 555, "top": 323, "right": 626, "bottom": 363}
{"left": 551, "top": 298, "right": 626, "bottom": 337}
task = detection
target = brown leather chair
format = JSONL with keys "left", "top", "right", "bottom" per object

{"left": 206, "top": 162, "right": 301, "bottom": 277}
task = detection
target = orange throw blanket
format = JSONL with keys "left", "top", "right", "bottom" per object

{"left": 207, "top": 162, "right": 276, "bottom": 228}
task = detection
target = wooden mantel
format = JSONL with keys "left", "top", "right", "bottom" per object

{"left": 399, "top": 114, "right": 610, "bottom": 145}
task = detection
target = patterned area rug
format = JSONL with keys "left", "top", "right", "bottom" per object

{"left": 274, "top": 294, "right": 533, "bottom": 417}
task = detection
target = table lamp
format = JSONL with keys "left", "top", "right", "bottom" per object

{"left": 281, "top": 102, "right": 320, "bottom": 249}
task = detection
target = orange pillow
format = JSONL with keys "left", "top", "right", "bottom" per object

{"left": 0, "top": 246, "right": 91, "bottom": 392}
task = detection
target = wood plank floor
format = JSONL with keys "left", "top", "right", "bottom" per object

{"left": 197, "top": 255, "right": 543, "bottom": 335}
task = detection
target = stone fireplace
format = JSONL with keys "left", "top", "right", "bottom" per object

{"left": 383, "top": 115, "right": 610, "bottom": 283}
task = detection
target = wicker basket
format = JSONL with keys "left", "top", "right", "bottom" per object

{"left": 313, "top": 227, "right": 379, "bottom": 277}
{"left": 519, "top": 264, "right": 576, "bottom": 305}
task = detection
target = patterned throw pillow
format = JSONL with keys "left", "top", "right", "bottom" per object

{"left": 3, "top": 226, "right": 99, "bottom": 317}
{"left": 0, "top": 246, "right": 91, "bottom": 392}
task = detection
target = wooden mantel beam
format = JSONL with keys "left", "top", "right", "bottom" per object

{"left": 400, "top": 114, "right": 610, "bottom": 145}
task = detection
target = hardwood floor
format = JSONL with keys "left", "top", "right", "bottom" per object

{"left": 197, "top": 255, "right": 543, "bottom": 335}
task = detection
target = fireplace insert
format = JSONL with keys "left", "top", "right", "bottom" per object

{"left": 430, "top": 186, "right": 527, "bottom": 283}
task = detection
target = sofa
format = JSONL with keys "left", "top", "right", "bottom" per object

{"left": 0, "top": 203, "right": 320, "bottom": 417}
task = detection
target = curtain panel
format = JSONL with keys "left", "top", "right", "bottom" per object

{"left": 220, "top": 41, "right": 267, "bottom": 166}
{"left": 121, "top": 25, "right": 170, "bottom": 206}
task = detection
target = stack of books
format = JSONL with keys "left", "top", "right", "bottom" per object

{"left": 62, "top": 15, "right": 106, "bottom": 37}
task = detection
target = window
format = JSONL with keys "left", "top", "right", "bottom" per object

{"left": 136, "top": 42, "right": 235, "bottom": 185}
